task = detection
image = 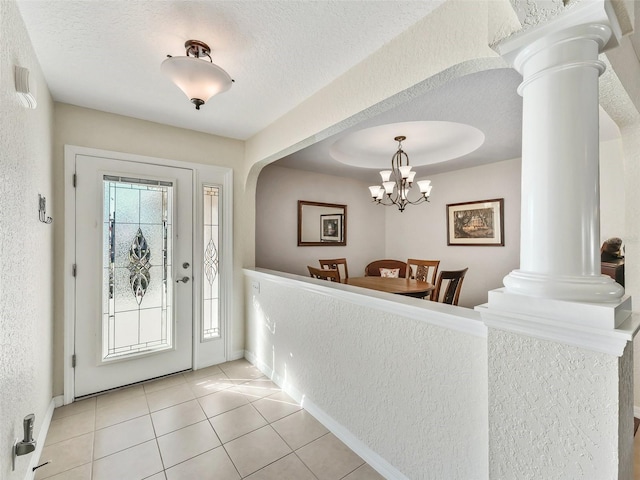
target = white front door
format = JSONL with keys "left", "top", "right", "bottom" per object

{"left": 74, "top": 154, "right": 193, "bottom": 397}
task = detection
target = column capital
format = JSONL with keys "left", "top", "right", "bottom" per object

{"left": 494, "top": 0, "right": 623, "bottom": 68}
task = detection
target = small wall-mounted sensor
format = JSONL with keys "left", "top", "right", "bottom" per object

{"left": 15, "top": 66, "right": 37, "bottom": 109}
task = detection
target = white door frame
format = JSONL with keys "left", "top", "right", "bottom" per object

{"left": 63, "top": 145, "right": 234, "bottom": 404}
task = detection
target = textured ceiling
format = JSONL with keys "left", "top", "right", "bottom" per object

{"left": 16, "top": 0, "right": 625, "bottom": 182}
{"left": 16, "top": 0, "right": 444, "bottom": 140}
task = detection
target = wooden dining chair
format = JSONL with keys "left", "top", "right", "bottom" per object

{"left": 406, "top": 259, "right": 440, "bottom": 300}
{"left": 364, "top": 259, "right": 408, "bottom": 278}
{"left": 307, "top": 266, "right": 341, "bottom": 282}
{"left": 319, "top": 258, "right": 349, "bottom": 280}
{"left": 432, "top": 268, "right": 468, "bottom": 306}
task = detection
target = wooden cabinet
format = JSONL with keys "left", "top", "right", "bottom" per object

{"left": 601, "top": 259, "right": 625, "bottom": 287}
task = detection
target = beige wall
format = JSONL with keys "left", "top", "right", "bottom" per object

{"left": 255, "top": 159, "right": 522, "bottom": 309}
{"left": 600, "top": 138, "right": 626, "bottom": 243}
{"left": 0, "top": 2, "right": 55, "bottom": 478}
{"left": 255, "top": 165, "right": 386, "bottom": 277}
{"left": 52, "top": 104, "right": 245, "bottom": 395}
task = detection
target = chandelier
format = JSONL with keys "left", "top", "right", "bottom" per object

{"left": 368, "top": 136, "right": 433, "bottom": 212}
{"left": 161, "top": 39, "right": 233, "bottom": 110}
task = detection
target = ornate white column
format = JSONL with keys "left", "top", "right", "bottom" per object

{"left": 498, "top": 1, "right": 624, "bottom": 302}
{"left": 478, "top": 3, "right": 640, "bottom": 478}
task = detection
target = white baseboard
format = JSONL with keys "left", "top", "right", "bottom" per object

{"left": 24, "top": 397, "right": 58, "bottom": 480}
{"left": 634, "top": 406, "right": 640, "bottom": 419}
{"left": 244, "top": 350, "right": 408, "bottom": 480}
{"left": 229, "top": 350, "right": 245, "bottom": 361}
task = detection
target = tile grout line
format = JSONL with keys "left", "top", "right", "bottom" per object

{"left": 43, "top": 361, "right": 374, "bottom": 480}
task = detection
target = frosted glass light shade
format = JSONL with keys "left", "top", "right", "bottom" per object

{"left": 369, "top": 186, "right": 382, "bottom": 198}
{"left": 407, "top": 171, "right": 416, "bottom": 183}
{"left": 380, "top": 170, "right": 392, "bottom": 182}
{"left": 399, "top": 165, "right": 412, "bottom": 179}
{"left": 161, "top": 56, "right": 232, "bottom": 106}
{"left": 383, "top": 181, "right": 395, "bottom": 194}
{"left": 417, "top": 180, "right": 431, "bottom": 193}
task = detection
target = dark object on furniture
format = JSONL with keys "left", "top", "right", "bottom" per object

{"left": 600, "top": 238, "right": 624, "bottom": 287}
{"left": 307, "top": 266, "right": 340, "bottom": 282}
{"left": 601, "top": 259, "right": 625, "bottom": 287}
{"left": 433, "top": 268, "right": 469, "bottom": 305}
{"left": 600, "top": 237, "right": 623, "bottom": 261}
{"left": 406, "top": 259, "right": 440, "bottom": 299}
{"left": 364, "top": 260, "right": 408, "bottom": 278}
{"left": 319, "top": 258, "right": 349, "bottom": 281}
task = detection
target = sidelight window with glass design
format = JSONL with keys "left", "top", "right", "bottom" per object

{"left": 203, "top": 185, "right": 220, "bottom": 340}
{"left": 102, "top": 176, "right": 173, "bottom": 360}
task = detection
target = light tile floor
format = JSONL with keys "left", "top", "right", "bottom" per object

{"left": 36, "top": 359, "right": 384, "bottom": 480}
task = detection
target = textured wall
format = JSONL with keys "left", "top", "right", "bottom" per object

{"left": 509, "top": 0, "right": 566, "bottom": 29}
{"left": 255, "top": 165, "right": 386, "bottom": 277}
{"left": 52, "top": 104, "right": 245, "bottom": 394}
{"left": 245, "top": 270, "right": 488, "bottom": 479}
{"left": 0, "top": 1, "right": 55, "bottom": 478}
{"left": 488, "top": 329, "right": 627, "bottom": 479}
{"left": 619, "top": 342, "right": 634, "bottom": 480}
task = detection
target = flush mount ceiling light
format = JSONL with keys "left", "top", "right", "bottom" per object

{"left": 161, "top": 39, "right": 233, "bottom": 110}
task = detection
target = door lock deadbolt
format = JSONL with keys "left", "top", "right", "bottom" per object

{"left": 182, "top": 262, "right": 190, "bottom": 269}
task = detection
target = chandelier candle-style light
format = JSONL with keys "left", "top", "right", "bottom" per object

{"left": 368, "top": 136, "right": 433, "bottom": 212}
{"left": 161, "top": 39, "right": 233, "bottom": 110}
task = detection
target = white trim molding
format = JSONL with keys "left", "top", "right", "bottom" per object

{"left": 477, "top": 288, "right": 640, "bottom": 356}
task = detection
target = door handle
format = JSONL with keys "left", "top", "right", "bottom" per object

{"left": 176, "top": 276, "right": 190, "bottom": 283}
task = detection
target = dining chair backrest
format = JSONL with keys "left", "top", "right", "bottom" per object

{"left": 364, "top": 259, "right": 408, "bottom": 278}
{"left": 319, "top": 258, "right": 349, "bottom": 280}
{"left": 406, "top": 259, "right": 440, "bottom": 300}
{"left": 307, "top": 265, "right": 341, "bottom": 282}
{"left": 432, "top": 268, "right": 468, "bottom": 306}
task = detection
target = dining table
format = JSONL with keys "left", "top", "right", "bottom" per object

{"left": 343, "top": 276, "right": 434, "bottom": 298}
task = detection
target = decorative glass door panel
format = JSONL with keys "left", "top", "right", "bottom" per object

{"left": 74, "top": 155, "right": 193, "bottom": 397}
{"left": 203, "top": 185, "right": 220, "bottom": 340}
{"left": 103, "top": 176, "right": 173, "bottom": 360}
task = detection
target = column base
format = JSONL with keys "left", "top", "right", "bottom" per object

{"left": 503, "top": 269, "right": 624, "bottom": 302}
{"left": 476, "top": 288, "right": 638, "bottom": 356}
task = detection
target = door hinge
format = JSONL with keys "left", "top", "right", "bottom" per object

{"left": 72, "top": 264, "right": 77, "bottom": 277}
{"left": 72, "top": 354, "right": 76, "bottom": 368}
{"left": 73, "top": 173, "right": 77, "bottom": 188}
